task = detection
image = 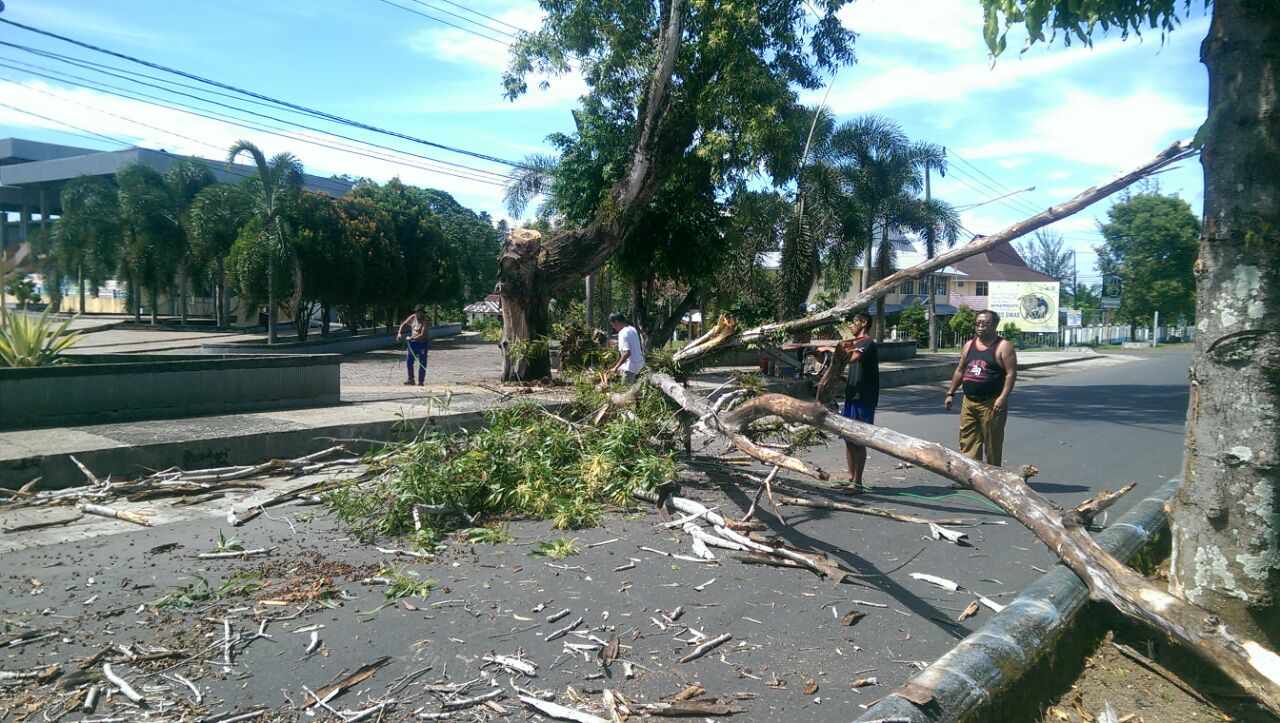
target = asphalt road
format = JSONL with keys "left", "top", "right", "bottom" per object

{"left": 0, "top": 349, "right": 1191, "bottom": 722}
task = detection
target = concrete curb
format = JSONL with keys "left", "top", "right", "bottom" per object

{"left": 851, "top": 476, "right": 1180, "bottom": 723}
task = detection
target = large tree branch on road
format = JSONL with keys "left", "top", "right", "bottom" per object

{"left": 673, "top": 138, "right": 1198, "bottom": 364}
{"left": 720, "top": 393, "right": 1280, "bottom": 714}
{"left": 645, "top": 372, "right": 830, "bottom": 481}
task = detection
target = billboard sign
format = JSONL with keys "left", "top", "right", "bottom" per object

{"left": 1067, "top": 308, "right": 1083, "bottom": 327}
{"left": 988, "top": 281, "right": 1059, "bottom": 332}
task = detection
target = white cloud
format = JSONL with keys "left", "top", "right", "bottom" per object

{"left": 959, "top": 89, "right": 1202, "bottom": 167}
{"left": 0, "top": 81, "right": 511, "bottom": 215}
{"left": 839, "top": 0, "right": 987, "bottom": 51}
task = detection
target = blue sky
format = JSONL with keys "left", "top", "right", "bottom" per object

{"left": 0, "top": 0, "right": 1209, "bottom": 285}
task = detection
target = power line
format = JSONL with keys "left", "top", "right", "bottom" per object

{"left": 371, "top": 0, "right": 513, "bottom": 45}
{"left": 0, "top": 16, "right": 527, "bottom": 168}
{"left": 416, "top": 0, "right": 529, "bottom": 33}
{"left": 0, "top": 99, "right": 132, "bottom": 147}
{"left": 948, "top": 150, "right": 1053, "bottom": 211}
{"left": 0, "top": 55, "right": 511, "bottom": 187}
{"left": 377, "top": 0, "right": 520, "bottom": 42}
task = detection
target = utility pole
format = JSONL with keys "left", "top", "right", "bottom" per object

{"left": 925, "top": 158, "right": 938, "bottom": 352}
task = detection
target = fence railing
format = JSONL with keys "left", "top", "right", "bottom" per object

{"left": 890, "top": 324, "right": 1196, "bottom": 350}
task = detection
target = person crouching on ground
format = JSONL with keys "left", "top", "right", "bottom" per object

{"left": 396, "top": 304, "right": 429, "bottom": 386}
{"left": 785, "top": 312, "right": 879, "bottom": 490}
{"left": 607, "top": 312, "right": 645, "bottom": 384}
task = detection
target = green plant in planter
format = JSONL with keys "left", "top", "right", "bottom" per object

{"left": 0, "top": 307, "right": 84, "bottom": 367}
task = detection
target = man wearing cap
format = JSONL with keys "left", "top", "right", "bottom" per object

{"left": 396, "top": 304, "right": 430, "bottom": 386}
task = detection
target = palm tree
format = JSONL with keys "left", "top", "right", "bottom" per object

{"left": 227, "top": 140, "right": 303, "bottom": 344}
{"left": 114, "top": 159, "right": 215, "bottom": 325}
{"left": 829, "top": 118, "right": 958, "bottom": 340}
{"left": 53, "top": 176, "right": 122, "bottom": 315}
{"left": 188, "top": 183, "right": 252, "bottom": 327}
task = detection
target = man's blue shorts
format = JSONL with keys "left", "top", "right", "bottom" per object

{"left": 840, "top": 400, "right": 875, "bottom": 425}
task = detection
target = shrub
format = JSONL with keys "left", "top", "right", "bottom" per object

{"left": 999, "top": 320, "right": 1024, "bottom": 348}
{"left": 949, "top": 304, "right": 976, "bottom": 335}
{"left": 468, "top": 315, "right": 503, "bottom": 341}
{"left": 897, "top": 300, "right": 929, "bottom": 344}
{"left": 4, "top": 274, "right": 40, "bottom": 306}
{"left": 0, "top": 307, "right": 83, "bottom": 367}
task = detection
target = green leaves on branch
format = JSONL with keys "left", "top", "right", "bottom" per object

{"left": 324, "top": 382, "right": 681, "bottom": 542}
{"left": 979, "top": 0, "right": 1197, "bottom": 57}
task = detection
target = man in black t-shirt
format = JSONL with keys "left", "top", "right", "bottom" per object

{"left": 786, "top": 312, "right": 878, "bottom": 489}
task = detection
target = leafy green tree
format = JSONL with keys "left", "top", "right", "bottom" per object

{"left": 188, "top": 183, "right": 252, "bottom": 327}
{"left": 335, "top": 193, "right": 401, "bottom": 334}
{"left": 949, "top": 303, "right": 977, "bottom": 336}
{"left": 1096, "top": 190, "right": 1199, "bottom": 327}
{"left": 1017, "top": 230, "right": 1075, "bottom": 306}
{"left": 983, "top": 0, "right": 1279, "bottom": 650}
{"left": 493, "top": 0, "right": 857, "bottom": 380}
{"left": 116, "top": 161, "right": 214, "bottom": 324}
{"left": 227, "top": 140, "right": 303, "bottom": 344}
{"left": 287, "top": 192, "right": 362, "bottom": 338}
{"left": 896, "top": 300, "right": 928, "bottom": 345}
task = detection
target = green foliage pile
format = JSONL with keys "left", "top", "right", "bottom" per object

{"left": 325, "top": 381, "right": 679, "bottom": 542}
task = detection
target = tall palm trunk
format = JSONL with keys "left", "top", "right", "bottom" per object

{"left": 219, "top": 258, "right": 229, "bottom": 327}
{"left": 178, "top": 262, "right": 188, "bottom": 327}
{"left": 267, "top": 270, "right": 277, "bottom": 344}
{"left": 77, "top": 264, "right": 86, "bottom": 314}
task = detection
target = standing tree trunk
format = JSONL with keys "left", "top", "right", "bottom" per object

{"left": 1168, "top": 0, "right": 1280, "bottom": 648}
{"left": 266, "top": 266, "right": 277, "bottom": 344}
{"left": 149, "top": 287, "right": 158, "bottom": 325}
{"left": 131, "top": 276, "right": 141, "bottom": 324}
{"left": 495, "top": 0, "right": 686, "bottom": 381}
{"left": 178, "top": 262, "right": 189, "bottom": 327}
{"left": 321, "top": 302, "right": 331, "bottom": 337}
{"left": 77, "top": 265, "right": 86, "bottom": 315}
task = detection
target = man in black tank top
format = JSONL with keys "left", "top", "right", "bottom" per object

{"left": 943, "top": 309, "right": 1018, "bottom": 465}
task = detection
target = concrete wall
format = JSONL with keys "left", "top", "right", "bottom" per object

{"left": 0, "top": 354, "right": 340, "bottom": 430}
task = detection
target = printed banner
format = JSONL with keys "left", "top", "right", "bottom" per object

{"left": 988, "top": 281, "right": 1060, "bottom": 332}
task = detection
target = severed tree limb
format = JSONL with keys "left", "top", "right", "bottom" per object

{"left": 1065, "top": 481, "right": 1138, "bottom": 526}
{"left": 645, "top": 372, "right": 829, "bottom": 481}
{"left": 723, "top": 393, "right": 1280, "bottom": 714}
{"left": 775, "top": 494, "right": 972, "bottom": 527}
{"left": 672, "top": 139, "right": 1198, "bottom": 365}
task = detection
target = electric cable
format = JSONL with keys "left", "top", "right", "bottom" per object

{"left": 0, "top": 16, "right": 528, "bottom": 168}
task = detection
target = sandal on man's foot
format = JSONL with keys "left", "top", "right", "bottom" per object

{"left": 402, "top": 379, "right": 416, "bottom": 386}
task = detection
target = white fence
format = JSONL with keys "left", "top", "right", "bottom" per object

{"left": 1062, "top": 324, "right": 1195, "bottom": 346}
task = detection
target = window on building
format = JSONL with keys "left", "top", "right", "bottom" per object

{"left": 975, "top": 281, "right": 989, "bottom": 296}
{"left": 900, "top": 279, "right": 915, "bottom": 295}
{"left": 934, "top": 277, "right": 948, "bottom": 296}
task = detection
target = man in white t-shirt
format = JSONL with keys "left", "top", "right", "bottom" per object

{"left": 608, "top": 312, "right": 645, "bottom": 383}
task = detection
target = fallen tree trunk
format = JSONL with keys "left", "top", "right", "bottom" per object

{"left": 673, "top": 139, "right": 1197, "bottom": 365}
{"left": 717, "top": 393, "right": 1280, "bottom": 714}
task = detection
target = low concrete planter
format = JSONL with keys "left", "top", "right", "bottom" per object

{"left": 201, "top": 323, "right": 462, "bottom": 355}
{"left": 0, "top": 354, "right": 340, "bottom": 430}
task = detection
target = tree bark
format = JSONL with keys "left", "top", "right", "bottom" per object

{"left": 266, "top": 267, "right": 277, "bottom": 344}
{"left": 719, "top": 393, "right": 1280, "bottom": 714}
{"left": 495, "top": 0, "right": 686, "bottom": 381}
{"left": 672, "top": 139, "right": 1197, "bottom": 365}
{"left": 1168, "top": 0, "right": 1280, "bottom": 647}
{"left": 217, "top": 257, "right": 228, "bottom": 327}
{"left": 77, "top": 265, "right": 85, "bottom": 315}
{"left": 648, "top": 287, "right": 699, "bottom": 349}
{"left": 178, "top": 262, "right": 188, "bottom": 327}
